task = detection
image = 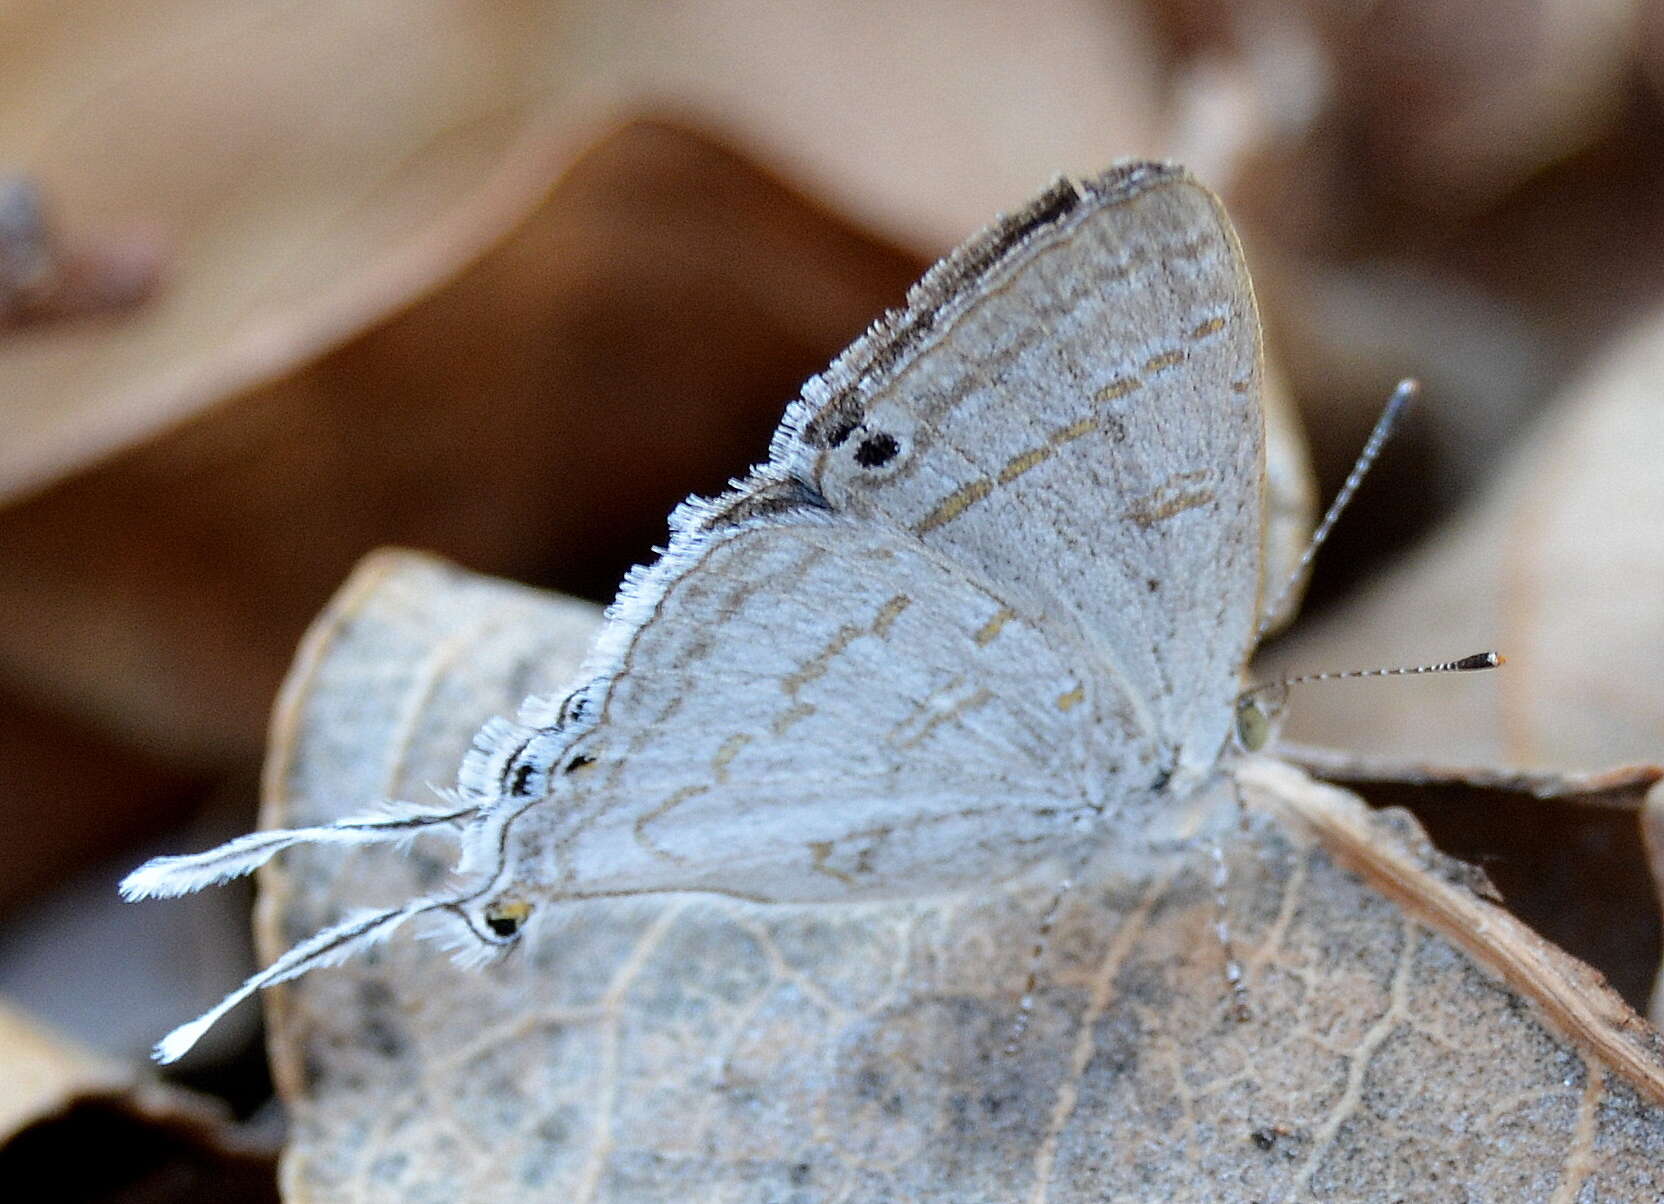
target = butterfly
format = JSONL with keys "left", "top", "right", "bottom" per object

{"left": 122, "top": 161, "right": 1490, "bottom": 1064}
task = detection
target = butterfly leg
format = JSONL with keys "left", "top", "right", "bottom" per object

{"left": 1003, "top": 862, "right": 1084, "bottom": 1055}
{"left": 1212, "top": 776, "right": 1254, "bottom": 1022}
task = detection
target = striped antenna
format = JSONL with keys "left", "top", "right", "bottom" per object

{"left": 1245, "top": 651, "right": 1504, "bottom": 699}
{"left": 1250, "top": 378, "right": 1418, "bottom": 654}
{"left": 1233, "top": 651, "right": 1502, "bottom": 753}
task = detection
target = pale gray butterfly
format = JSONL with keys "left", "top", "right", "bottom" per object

{"left": 121, "top": 161, "right": 1493, "bottom": 1064}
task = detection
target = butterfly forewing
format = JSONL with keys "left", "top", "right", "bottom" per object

{"left": 793, "top": 165, "right": 1264, "bottom": 782}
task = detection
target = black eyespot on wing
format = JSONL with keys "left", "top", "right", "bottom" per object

{"left": 556, "top": 691, "right": 589, "bottom": 725}
{"left": 565, "top": 754, "right": 595, "bottom": 774}
{"left": 826, "top": 419, "right": 859, "bottom": 447}
{"left": 508, "top": 763, "right": 538, "bottom": 796}
{"left": 854, "top": 432, "right": 900, "bottom": 468}
{"left": 482, "top": 901, "right": 532, "bottom": 939}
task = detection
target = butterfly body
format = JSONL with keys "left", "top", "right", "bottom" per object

{"left": 124, "top": 161, "right": 1270, "bottom": 1061}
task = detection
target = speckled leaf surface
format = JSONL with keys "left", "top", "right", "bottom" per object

{"left": 260, "top": 552, "right": 1664, "bottom": 1202}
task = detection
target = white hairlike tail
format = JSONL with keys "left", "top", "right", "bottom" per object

{"left": 119, "top": 802, "right": 477, "bottom": 901}
{"left": 152, "top": 896, "right": 466, "bottom": 1063}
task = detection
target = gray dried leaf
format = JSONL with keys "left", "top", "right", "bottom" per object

{"left": 260, "top": 551, "right": 1664, "bottom": 1202}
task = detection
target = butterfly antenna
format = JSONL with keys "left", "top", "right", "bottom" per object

{"left": 1244, "top": 651, "right": 1504, "bottom": 700}
{"left": 1250, "top": 378, "right": 1418, "bottom": 654}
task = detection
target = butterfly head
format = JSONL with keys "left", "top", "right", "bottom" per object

{"left": 1232, "top": 683, "right": 1289, "bottom": 754}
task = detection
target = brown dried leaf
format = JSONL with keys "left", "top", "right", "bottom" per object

{"left": 0, "top": 998, "right": 131, "bottom": 1140}
{"left": 1339, "top": 0, "right": 1637, "bottom": 210}
{"left": 1173, "top": 0, "right": 1640, "bottom": 221}
{"left": 1645, "top": 0, "right": 1664, "bottom": 101}
{"left": 0, "top": 998, "right": 276, "bottom": 1200}
{"left": 1263, "top": 303, "right": 1664, "bottom": 772}
{"left": 0, "top": 0, "right": 587, "bottom": 775}
{"left": 261, "top": 552, "right": 1664, "bottom": 1201}
{"left": 1165, "top": 3, "right": 1664, "bottom": 575}
{"left": 0, "top": 0, "right": 593, "bottom": 501}
{"left": 0, "top": 176, "right": 163, "bottom": 329}
{"left": 1286, "top": 747, "right": 1664, "bottom": 1012}
{"left": 596, "top": 0, "right": 1168, "bottom": 248}
{"left": 0, "top": 686, "right": 197, "bottom": 913}
{"left": 1645, "top": 781, "right": 1664, "bottom": 1025}
{"left": 0, "top": 118, "right": 927, "bottom": 774}
{"left": 1251, "top": 250, "right": 1546, "bottom": 522}
{"left": 0, "top": 0, "right": 1168, "bottom": 505}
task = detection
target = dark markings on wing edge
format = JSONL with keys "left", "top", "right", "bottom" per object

{"left": 699, "top": 476, "right": 831, "bottom": 531}
{"left": 800, "top": 161, "right": 1186, "bottom": 451}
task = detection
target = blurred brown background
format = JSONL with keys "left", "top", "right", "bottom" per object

{"left": 4, "top": 1, "right": 1664, "bottom": 1198}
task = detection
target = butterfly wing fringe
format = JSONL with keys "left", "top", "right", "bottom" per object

{"left": 419, "top": 909, "right": 516, "bottom": 970}
{"left": 153, "top": 898, "right": 448, "bottom": 1063}
{"left": 119, "top": 802, "right": 477, "bottom": 901}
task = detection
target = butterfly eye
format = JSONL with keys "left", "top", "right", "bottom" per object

{"left": 482, "top": 899, "right": 533, "bottom": 939}
{"left": 1232, "top": 686, "right": 1287, "bottom": 753}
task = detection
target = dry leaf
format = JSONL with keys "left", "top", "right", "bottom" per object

{"left": 0, "top": 998, "right": 276, "bottom": 1201}
{"left": 1644, "top": 781, "right": 1664, "bottom": 1025}
{"left": 0, "top": 0, "right": 593, "bottom": 775}
{"left": 1325, "top": 0, "right": 1637, "bottom": 211}
{"left": 594, "top": 0, "right": 1168, "bottom": 248}
{"left": 0, "top": 0, "right": 591, "bottom": 501}
{"left": 1159, "top": 2, "right": 1664, "bottom": 584}
{"left": 0, "top": 176, "right": 163, "bottom": 329}
{"left": 1285, "top": 746, "right": 1664, "bottom": 1013}
{"left": 1168, "top": 0, "right": 1640, "bottom": 220}
{"left": 1252, "top": 251, "right": 1545, "bottom": 513}
{"left": 0, "top": 117, "right": 927, "bottom": 778}
{"left": 1263, "top": 302, "right": 1664, "bottom": 772}
{"left": 0, "top": 686, "right": 198, "bottom": 914}
{"left": 258, "top": 552, "right": 1664, "bottom": 1201}
{"left": 0, "top": 178, "right": 54, "bottom": 320}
